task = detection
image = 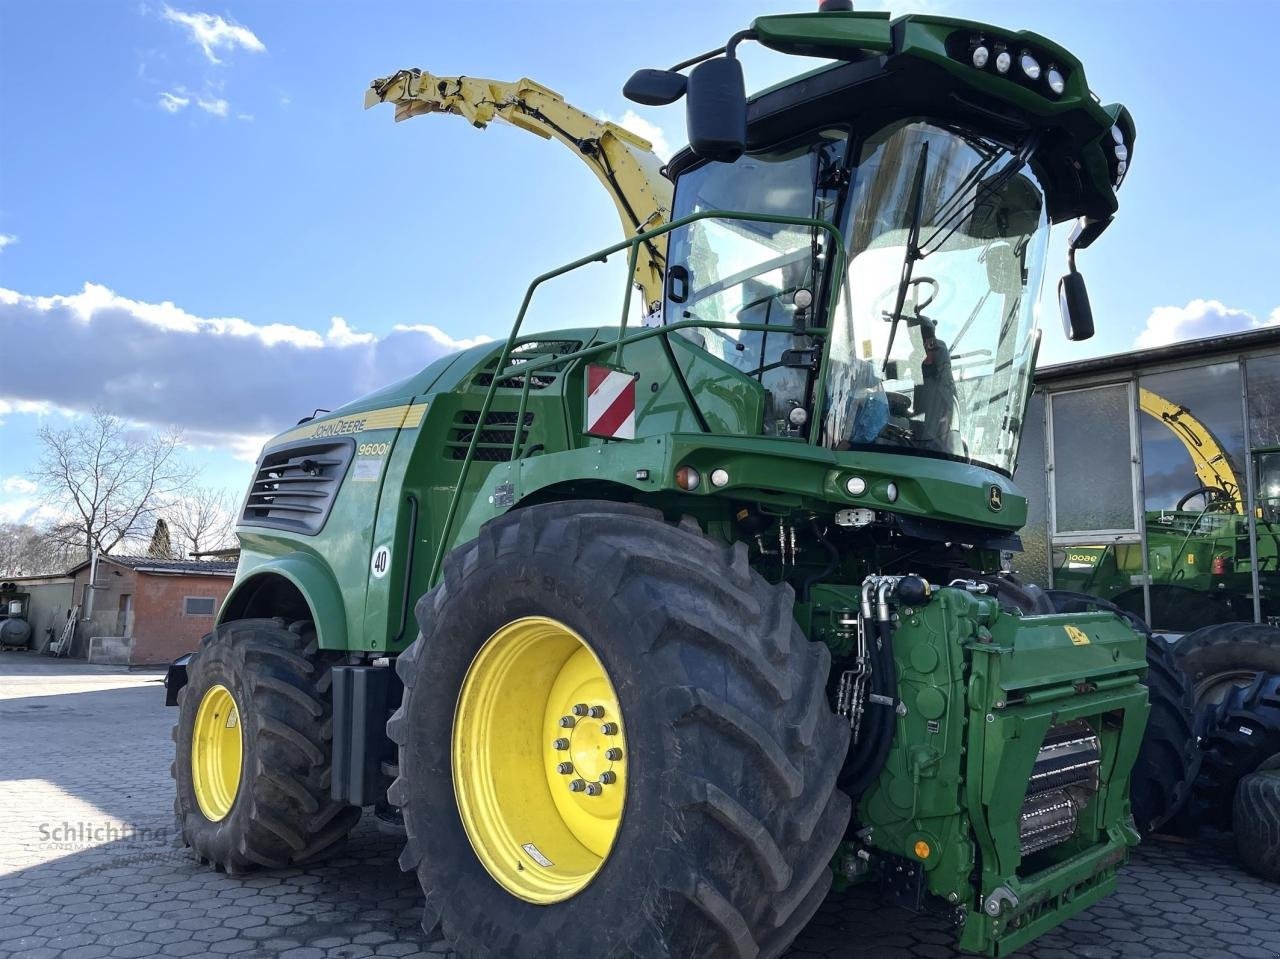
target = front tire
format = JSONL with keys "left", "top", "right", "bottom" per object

{"left": 390, "top": 502, "right": 851, "bottom": 958}
{"left": 173, "top": 618, "right": 361, "bottom": 871}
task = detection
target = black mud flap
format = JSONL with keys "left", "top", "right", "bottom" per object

{"left": 331, "top": 664, "right": 402, "bottom": 807}
{"left": 163, "top": 653, "right": 194, "bottom": 706}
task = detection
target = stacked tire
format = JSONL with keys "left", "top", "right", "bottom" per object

{"left": 1174, "top": 623, "right": 1280, "bottom": 882}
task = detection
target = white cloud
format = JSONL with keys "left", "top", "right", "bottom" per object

{"left": 1, "top": 477, "right": 37, "bottom": 495}
{"left": 0, "top": 235, "right": 16, "bottom": 252}
{"left": 236, "top": 113, "right": 253, "bottom": 122}
{"left": 1135, "top": 299, "right": 1280, "bottom": 349}
{"left": 162, "top": 5, "right": 265, "bottom": 64}
{"left": 0, "top": 283, "right": 492, "bottom": 452}
{"left": 196, "top": 96, "right": 228, "bottom": 117}
{"left": 602, "top": 109, "right": 673, "bottom": 161}
{"left": 159, "top": 91, "right": 190, "bottom": 113}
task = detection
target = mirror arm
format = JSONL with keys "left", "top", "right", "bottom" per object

{"left": 725, "top": 30, "right": 757, "bottom": 58}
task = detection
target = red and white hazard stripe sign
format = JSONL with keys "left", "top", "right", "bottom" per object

{"left": 585, "top": 364, "right": 636, "bottom": 440}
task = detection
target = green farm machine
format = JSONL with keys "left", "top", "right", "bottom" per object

{"left": 168, "top": 6, "right": 1163, "bottom": 956}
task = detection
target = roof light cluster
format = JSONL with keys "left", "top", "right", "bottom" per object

{"left": 965, "top": 35, "right": 1068, "bottom": 98}
{"left": 1110, "top": 123, "right": 1129, "bottom": 186}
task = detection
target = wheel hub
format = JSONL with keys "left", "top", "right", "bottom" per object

{"left": 191, "top": 683, "right": 243, "bottom": 822}
{"left": 453, "top": 616, "right": 627, "bottom": 903}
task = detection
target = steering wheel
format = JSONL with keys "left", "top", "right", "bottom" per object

{"left": 876, "top": 276, "right": 941, "bottom": 321}
{"left": 1175, "top": 486, "right": 1235, "bottom": 513}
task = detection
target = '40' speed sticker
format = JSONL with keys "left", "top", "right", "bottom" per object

{"left": 370, "top": 545, "right": 391, "bottom": 579}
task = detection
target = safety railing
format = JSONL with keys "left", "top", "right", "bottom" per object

{"left": 430, "top": 209, "right": 847, "bottom": 584}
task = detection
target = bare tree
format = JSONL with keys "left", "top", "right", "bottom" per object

{"left": 36, "top": 408, "right": 186, "bottom": 556}
{"left": 166, "top": 485, "right": 237, "bottom": 556}
{"left": 0, "top": 523, "right": 80, "bottom": 576}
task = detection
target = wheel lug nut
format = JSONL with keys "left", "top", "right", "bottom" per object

{"left": 600, "top": 771, "right": 617, "bottom": 785}
{"left": 605, "top": 748, "right": 623, "bottom": 762}
{"left": 557, "top": 762, "right": 574, "bottom": 775}
{"left": 559, "top": 715, "right": 576, "bottom": 728}
{"left": 600, "top": 722, "right": 619, "bottom": 735}
{"left": 585, "top": 783, "right": 603, "bottom": 796}
{"left": 553, "top": 738, "right": 570, "bottom": 750}
{"left": 572, "top": 703, "right": 589, "bottom": 716}
{"left": 568, "top": 779, "right": 586, "bottom": 792}
{"left": 588, "top": 705, "right": 606, "bottom": 719}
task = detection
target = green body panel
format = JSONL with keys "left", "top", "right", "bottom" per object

{"left": 226, "top": 542, "right": 351, "bottom": 650}
{"left": 228, "top": 325, "right": 1027, "bottom": 655}
{"left": 843, "top": 588, "right": 1145, "bottom": 956}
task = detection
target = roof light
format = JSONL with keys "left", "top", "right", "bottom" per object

{"left": 885, "top": 482, "right": 900, "bottom": 503}
{"left": 995, "top": 50, "right": 1012, "bottom": 74}
{"left": 972, "top": 45, "right": 990, "bottom": 69}
{"left": 1020, "top": 51, "right": 1041, "bottom": 80}
{"left": 1111, "top": 125, "right": 1125, "bottom": 145}
{"left": 710, "top": 468, "right": 730, "bottom": 488}
{"left": 1115, "top": 144, "right": 1128, "bottom": 162}
{"left": 675, "top": 466, "right": 701, "bottom": 491}
{"left": 846, "top": 476, "right": 868, "bottom": 496}
{"left": 1046, "top": 65, "right": 1065, "bottom": 95}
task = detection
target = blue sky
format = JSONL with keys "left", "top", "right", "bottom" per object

{"left": 2, "top": 0, "right": 1279, "bottom": 525}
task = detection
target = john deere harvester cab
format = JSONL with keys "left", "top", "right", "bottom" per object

{"left": 169, "top": 7, "right": 1151, "bottom": 958}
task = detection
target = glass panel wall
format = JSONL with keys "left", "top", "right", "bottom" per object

{"left": 1049, "top": 384, "right": 1137, "bottom": 535}
{"left": 1138, "top": 362, "right": 1248, "bottom": 631}
{"left": 1247, "top": 354, "right": 1280, "bottom": 624}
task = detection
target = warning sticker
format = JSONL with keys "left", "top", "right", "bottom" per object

{"left": 225, "top": 710, "right": 238, "bottom": 729}
{"left": 1064, "top": 625, "right": 1091, "bottom": 647}
{"left": 521, "top": 842, "right": 554, "bottom": 867}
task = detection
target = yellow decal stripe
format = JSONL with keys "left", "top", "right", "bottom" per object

{"left": 272, "top": 402, "right": 429, "bottom": 446}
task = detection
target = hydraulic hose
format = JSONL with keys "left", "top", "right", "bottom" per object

{"left": 799, "top": 521, "right": 840, "bottom": 602}
{"left": 839, "top": 578, "right": 900, "bottom": 796}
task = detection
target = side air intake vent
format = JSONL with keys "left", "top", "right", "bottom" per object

{"left": 241, "top": 439, "right": 354, "bottom": 535}
{"left": 445, "top": 411, "right": 535, "bottom": 462}
{"left": 471, "top": 339, "right": 582, "bottom": 392}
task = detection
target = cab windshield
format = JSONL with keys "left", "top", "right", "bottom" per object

{"left": 664, "top": 120, "right": 1048, "bottom": 474}
{"left": 827, "top": 120, "right": 1048, "bottom": 474}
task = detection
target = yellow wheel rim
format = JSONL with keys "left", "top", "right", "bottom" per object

{"left": 191, "top": 683, "right": 243, "bottom": 822}
{"left": 453, "top": 616, "right": 627, "bottom": 903}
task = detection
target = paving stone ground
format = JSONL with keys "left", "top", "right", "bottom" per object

{"left": 1, "top": 654, "right": 1276, "bottom": 958}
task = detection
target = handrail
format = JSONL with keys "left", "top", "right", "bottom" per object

{"left": 429, "top": 209, "right": 848, "bottom": 585}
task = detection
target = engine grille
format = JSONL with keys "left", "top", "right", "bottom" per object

{"left": 241, "top": 439, "right": 354, "bottom": 535}
{"left": 471, "top": 339, "right": 581, "bottom": 392}
{"left": 444, "top": 411, "right": 535, "bottom": 462}
{"left": 1019, "top": 720, "right": 1101, "bottom": 856}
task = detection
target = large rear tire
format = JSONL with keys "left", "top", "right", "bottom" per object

{"left": 1045, "top": 590, "right": 1199, "bottom": 834}
{"left": 173, "top": 617, "right": 361, "bottom": 871}
{"left": 390, "top": 501, "right": 851, "bottom": 958}
{"left": 1198, "top": 672, "right": 1280, "bottom": 828}
{"left": 1233, "top": 759, "right": 1280, "bottom": 882}
{"left": 1174, "top": 622, "right": 1280, "bottom": 712}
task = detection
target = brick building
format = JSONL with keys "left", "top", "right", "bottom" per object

{"left": 65, "top": 556, "right": 237, "bottom": 665}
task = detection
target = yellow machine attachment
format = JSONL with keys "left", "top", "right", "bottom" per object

{"left": 1138, "top": 387, "right": 1243, "bottom": 511}
{"left": 365, "top": 70, "right": 673, "bottom": 313}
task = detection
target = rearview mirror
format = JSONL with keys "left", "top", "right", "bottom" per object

{"left": 686, "top": 58, "right": 746, "bottom": 163}
{"left": 1058, "top": 270, "right": 1094, "bottom": 341}
{"left": 623, "top": 69, "right": 688, "bottom": 106}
